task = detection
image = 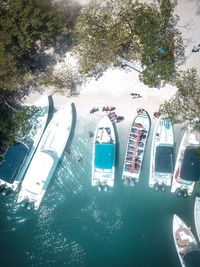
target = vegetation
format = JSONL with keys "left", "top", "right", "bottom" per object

{"left": 0, "top": 91, "right": 37, "bottom": 149}
{"left": 0, "top": 0, "right": 80, "bottom": 149}
{"left": 160, "top": 68, "right": 200, "bottom": 129}
{"left": 75, "top": 0, "right": 184, "bottom": 86}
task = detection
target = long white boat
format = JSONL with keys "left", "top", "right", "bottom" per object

{"left": 92, "top": 115, "right": 116, "bottom": 191}
{"left": 0, "top": 96, "right": 49, "bottom": 194}
{"left": 194, "top": 196, "right": 200, "bottom": 243}
{"left": 149, "top": 117, "right": 175, "bottom": 192}
{"left": 171, "top": 127, "right": 200, "bottom": 197}
{"left": 122, "top": 110, "right": 151, "bottom": 186}
{"left": 17, "top": 103, "right": 73, "bottom": 210}
{"left": 173, "top": 214, "right": 200, "bottom": 267}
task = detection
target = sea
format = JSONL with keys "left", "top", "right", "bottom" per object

{"left": 0, "top": 114, "right": 197, "bottom": 267}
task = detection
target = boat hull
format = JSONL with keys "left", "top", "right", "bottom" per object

{"left": 17, "top": 103, "right": 73, "bottom": 210}
{"left": 149, "top": 117, "right": 174, "bottom": 190}
{"left": 194, "top": 196, "right": 200, "bottom": 242}
{"left": 122, "top": 110, "right": 151, "bottom": 186}
{"left": 92, "top": 116, "right": 116, "bottom": 189}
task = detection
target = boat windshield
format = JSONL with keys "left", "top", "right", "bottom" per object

{"left": 180, "top": 147, "right": 200, "bottom": 181}
{"left": 155, "top": 145, "right": 174, "bottom": 173}
{"left": 0, "top": 142, "right": 29, "bottom": 183}
{"left": 183, "top": 250, "right": 200, "bottom": 267}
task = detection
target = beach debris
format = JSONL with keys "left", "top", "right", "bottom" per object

{"left": 192, "top": 45, "right": 200, "bottom": 52}
{"left": 90, "top": 107, "right": 99, "bottom": 114}
{"left": 130, "top": 93, "right": 142, "bottom": 99}
{"left": 153, "top": 111, "right": 160, "bottom": 118}
{"left": 137, "top": 108, "right": 144, "bottom": 114}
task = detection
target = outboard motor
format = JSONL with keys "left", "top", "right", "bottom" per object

{"left": 161, "top": 184, "right": 166, "bottom": 192}
{"left": 1, "top": 185, "right": 9, "bottom": 196}
{"left": 104, "top": 186, "right": 108, "bottom": 192}
{"left": 20, "top": 199, "right": 28, "bottom": 208}
{"left": 26, "top": 202, "right": 33, "bottom": 210}
{"left": 154, "top": 183, "right": 159, "bottom": 192}
{"left": 98, "top": 184, "right": 102, "bottom": 191}
{"left": 124, "top": 178, "right": 130, "bottom": 186}
{"left": 176, "top": 188, "right": 182, "bottom": 197}
{"left": 130, "top": 179, "right": 136, "bottom": 187}
{"left": 182, "top": 190, "right": 188, "bottom": 198}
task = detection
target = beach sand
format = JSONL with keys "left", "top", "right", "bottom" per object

{"left": 25, "top": 0, "right": 200, "bottom": 127}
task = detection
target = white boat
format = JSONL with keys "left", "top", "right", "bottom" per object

{"left": 122, "top": 110, "right": 151, "bottom": 186}
{"left": 0, "top": 96, "right": 49, "bottom": 194}
{"left": 17, "top": 103, "right": 73, "bottom": 210}
{"left": 171, "top": 127, "right": 200, "bottom": 197}
{"left": 173, "top": 214, "right": 200, "bottom": 267}
{"left": 92, "top": 116, "right": 116, "bottom": 191}
{"left": 194, "top": 196, "right": 200, "bottom": 243}
{"left": 149, "top": 117, "right": 175, "bottom": 192}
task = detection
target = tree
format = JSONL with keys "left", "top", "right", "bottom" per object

{"left": 0, "top": 0, "right": 80, "bottom": 148}
{"left": 0, "top": 91, "right": 37, "bottom": 149}
{"left": 75, "top": 0, "right": 184, "bottom": 86}
{"left": 0, "top": 0, "right": 78, "bottom": 91}
{"left": 160, "top": 68, "right": 200, "bottom": 129}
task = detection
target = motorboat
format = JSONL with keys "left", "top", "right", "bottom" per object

{"left": 122, "top": 109, "right": 151, "bottom": 186}
{"left": 194, "top": 196, "right": 200, "bottom": 242}
{"left": 149, "top": 117, "right": 175, "bottom": 192}
{"left": 17, "top": 103, "right": 73, "bottom": 210}
{"left": 92, "top": 116, "right": 116, "bottom": 191}
{"left": 173, "top": 214, "right": 200, "bottom": 267}
{"left": 0, "top": 96, "right": 49, "bottom": 194}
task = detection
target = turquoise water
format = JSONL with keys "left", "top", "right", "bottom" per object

{"left": 0, "top": 117, "right": 197, "bottom": 267}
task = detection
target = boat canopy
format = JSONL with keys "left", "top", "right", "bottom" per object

{"left": 180, "top": 147, "right": 200, "bottom": 181}
{"left": 155, "top": 145, "right": 174, "bottom": 173}
{"left": 95, "top": 143, "right": 114, "bottom": 170}
{"left": 0, "top": 142, "right": 29, "bottom": 183}
{"left": 183, "top": 250, "right": 200, "bottom": 267}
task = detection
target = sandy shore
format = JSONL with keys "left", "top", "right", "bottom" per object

{"left": 25, "top": 0, "right": 200, "bottom": 127}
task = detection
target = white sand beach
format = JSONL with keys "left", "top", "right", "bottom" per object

{"left": 25, "top": 0, "right": 200, "bottom": 127}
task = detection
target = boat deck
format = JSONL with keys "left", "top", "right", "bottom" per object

{"left": 175, "top": 227, "right": 193, "bottom": 248}
{"left": 124, "top": 123, "right": 147, "bottom": 174}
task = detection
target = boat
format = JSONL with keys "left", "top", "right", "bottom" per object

{"left": 16, "top": 103, "right": 73, "bottom": 210}
{"left": 171, "top": 127, "right": 200, "bottom": 197}
{"left": 194, "top": 197, "right": 200, "bottom": 243}
{"left": 0, "top": 96, "right": 49, "bottom": 195}
{"left": 173, "top": 214, "right": 200, "bottom": 267}
{"left": 92, "top": 115, "right": 116, "bottom": 191}
{"left": 122, "top": 109, "right": 151, "bottom": 186}
{"left": 149, "top": 116, "right": 175, "bottom": 192}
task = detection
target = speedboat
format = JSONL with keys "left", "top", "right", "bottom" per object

{"left": 0, "top": 96, "right": 49, "bottom": 195}
{"left": 17, "top": 103, "right": 73, "bottom": 210}
{"left": 122, "top": 109, "right": 151, "bottom": 186}
{"left": 92, "top": 116, "right": 116, "bottom": 191}
{"left": 171, "top": 127, "right": 200, "bottom": 197}
{"left": 173, "top": 214, "right": 200, "bottom": 267}
{"left": 194, "top": 196, "right": 200, "bottom": 242}
{"left": 149, "top": 117, "right": 175, "bottom": 192}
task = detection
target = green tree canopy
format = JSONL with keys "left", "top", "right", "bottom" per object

{"left": 0, "top": 0, "right": 77, "bottom": 91}
{"left": 75, "top": 0, "right": 184, "bottom": 86}
{"left": 160, "top": 68, "right": 200, "bottom": 129}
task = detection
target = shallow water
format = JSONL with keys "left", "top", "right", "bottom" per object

{"left": 0, "top": 116, "right": 197, "bottom": 267}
